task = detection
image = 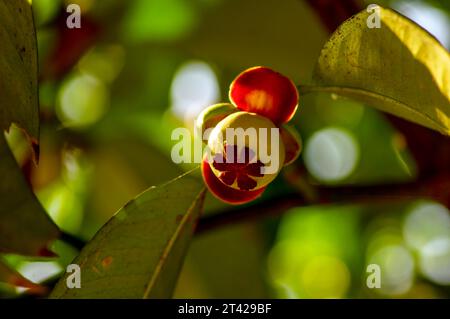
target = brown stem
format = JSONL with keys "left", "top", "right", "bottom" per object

{"left": 195, "top": 175, "right": 448, "bottom": 234}
{"left": 60, "top": 231, "right": 86, "bottom": 251}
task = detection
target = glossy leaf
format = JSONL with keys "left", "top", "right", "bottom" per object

{"left": 0, "top": 135, "right": 59, "bottom": 255}
{"left": 50, "top": 170, "right": 206, "bottom": 298}
{"left": 0, "top": 0, "right": 59, "bottom": 256}
{"left": 0, "top": 0, "right": 39, "bottom": 140}
{"left": 304, "top": 7, "right": 450, "bottom": 135}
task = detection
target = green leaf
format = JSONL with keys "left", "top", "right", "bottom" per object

{"left": 0, "top": 0, "right": 39, "bottom": 140}
{"left": 50, "top": 170, "right": 206, "bottom": 298}
{"left": 304, "top": 7, "right": 450, "bottom": 135}
{"left": 0, "top": 0, "right": 59, "bottom": 256}
{"left": 0, "top": 134, "right": 60, "bottom": 255}
{"left": 175, "top": 223, "right": 269, "bottom": 298}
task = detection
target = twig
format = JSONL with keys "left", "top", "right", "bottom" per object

{"left": 195, "top": 176, "right": 443, "bottom": 234}
{"left": 59, "top": 232, "right": 85, "bottom": 251}
{"left": 58, "top": 173, "right": 450, "bottom": 243}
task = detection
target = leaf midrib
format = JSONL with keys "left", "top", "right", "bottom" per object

{"left": 298, "top": 84, "right": 450, "bottom": 135}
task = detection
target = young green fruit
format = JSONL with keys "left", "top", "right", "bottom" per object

{"left": 206, "top": 111, "right": 285, "bottom": 192}
{"left": 195, "top": 103, "right": 237, "bottom": 141}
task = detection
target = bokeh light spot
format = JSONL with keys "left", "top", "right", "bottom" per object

{"left": 403, "top": 201, "right": 450, "bottom": 251}
{"left": 57, "top": 73, "right": 109, "bottom": 127}
{"left": 301, "top": 255, "right": 351, "bottom": 299}
{"left": 267, "top": 240, "right": 305, "bottom": 286}
{"left": 16, "top": 262, "right": 62, "bottom": 293}
{"left": 44, "top": 184, "right": 84, "bottom": 234}
{"left": 419, "top": 237, "right": 450, "bottom": 285}
{"left": 170, "top": 61, "right": 220, "bottom": 122}
{"left": 304, "top": 127, "right": 359, "bottom": 182}
{"left": 369, "top": 245, "right": 415, "bottom": 295}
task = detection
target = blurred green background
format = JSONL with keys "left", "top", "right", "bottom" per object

{"left": 1, "top": 0, "right": 450, "bottom": 298}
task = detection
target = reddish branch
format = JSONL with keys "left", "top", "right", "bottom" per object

{"left": 196, "top": 174, "right": 450, "bottom": 234}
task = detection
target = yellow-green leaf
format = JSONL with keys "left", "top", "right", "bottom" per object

{"left": 50, "top": 170, "right": 206, "bottom": 299}
{"left": 0, "top": 0, "right": 39, "bottom": 140}
{"left": 305, "top": 6, "right": 450, "bottom": 135}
